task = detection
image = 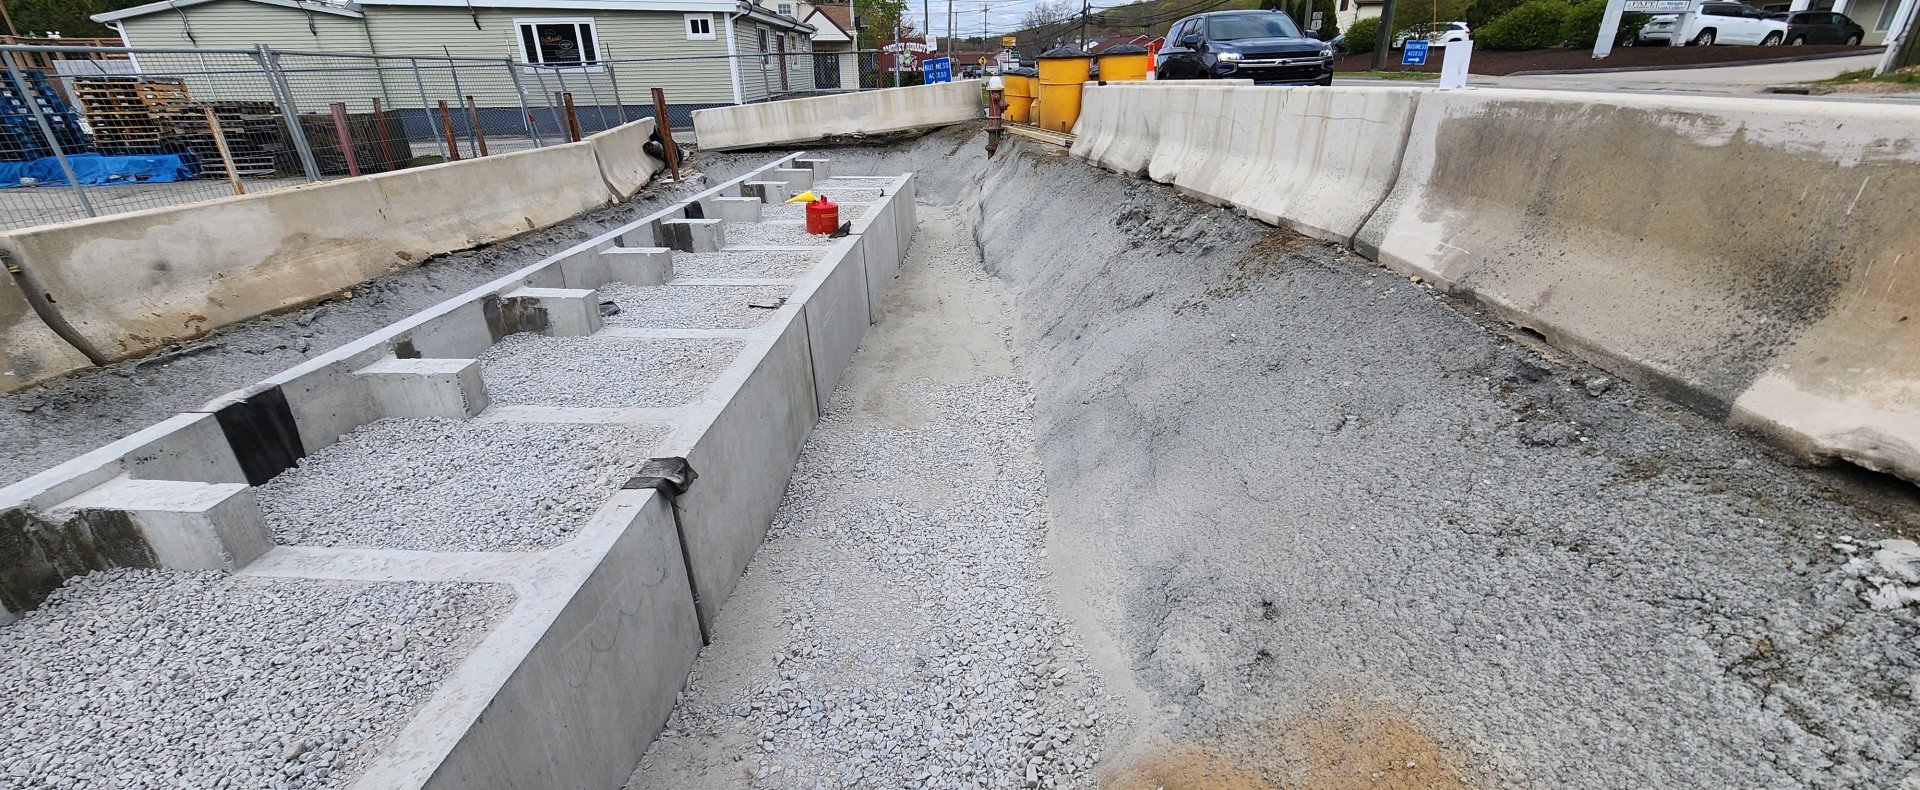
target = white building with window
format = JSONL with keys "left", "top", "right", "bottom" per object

{"left": 94, "top": 0, "right": 819, "bottom": 121}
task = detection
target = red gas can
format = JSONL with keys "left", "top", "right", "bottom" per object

{"left": 805, "top": 194, "right": 839, "bottom": 235}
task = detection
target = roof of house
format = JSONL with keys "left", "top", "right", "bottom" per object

{"left": 96, "top": 0, "right": 797, "bottom": 24}
{"left": 802, "top": 6, "right": 852, "bottom": 41}
{"left": 1089, "top": 34, "right": 1149, "bottom": 52}
{"left": 96, "top": 0, "right": 364, "bottom": 23}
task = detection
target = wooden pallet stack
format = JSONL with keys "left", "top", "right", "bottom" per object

{"left": 157, "top": 101, "right": 287, "bottom": 178}
{"left": 72, "top": 76, "right": 188, "bottom": 154}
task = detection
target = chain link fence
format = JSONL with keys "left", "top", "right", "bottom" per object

{"left": 0, "top": 44, "right": 890, "bottom": 231}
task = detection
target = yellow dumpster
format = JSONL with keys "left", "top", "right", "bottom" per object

{"left": 1036, "top": 47, "right": 1092, "bottom": 134}
{"left": 1095, "top": 44, "right": 1152, "bottom": 82}
{"left": 1003, "top": 68, "right": 1035, "bottom": 124}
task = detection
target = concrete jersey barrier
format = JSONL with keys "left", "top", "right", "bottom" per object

{"left": 692, "top": 80, "right": 985, "bottom": 151}
{"left": 0, "top": 118, "right": 664, "bottom": 392}
{"left": 0, "top": 268, "right": 93, "bottom": 391}
{"left": 1354, "top": 88, "right": 1920, "bottom": 483}
{"left": 1070, "top": 82, "right": 1419, "bottom": 243}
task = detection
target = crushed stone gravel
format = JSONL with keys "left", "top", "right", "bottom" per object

{"left": 630, "top": 204, "right": 1122, "bottom": 790}
{"left": 600, "top": 283, "right": 794, "bottom": 329}
{"left": 0, "top": 570, "right": 509, "bottom": 789}
{"left": 758, "top": 201, "right": 870, "bottom": 223}
{"left": 0, "top": 174, "right": 719, "bottom": 488}
{"left": 478, "top": 333, "right": 741, "bottom": 409}
{"left": 675, "top": 250, "right": 821, "bottom": 279}
{"left": 258, "top": 418, "right": 662, "bottom": 551}
{"left": 725, "top": 221, "right": 836, "bottom": 247}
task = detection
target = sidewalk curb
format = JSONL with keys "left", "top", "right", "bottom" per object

{"left": 1504, "top": 46, "right": 1883, "bottom": 76}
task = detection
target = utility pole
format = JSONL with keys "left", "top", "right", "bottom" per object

{"left": 1370, "top": 0, "right": 1398, "bottom": 70}
{"left": 947, "top": 0, "right": 955, "bottom": 59}
{"left": 0, "top": 0, "right": 17, "bottom": 38}
{"left": 1876, "top": 0, "right": 1919, "bottom": 74}
{"left": 924, "top": 0, "right": 932, "bottom": 51}
{"left": 1079, "top": 0, "right": 1089, "bottom": 49}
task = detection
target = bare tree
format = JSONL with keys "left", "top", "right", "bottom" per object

{"left": 1021, "top": 0, "right": 1075, "bottom": 30}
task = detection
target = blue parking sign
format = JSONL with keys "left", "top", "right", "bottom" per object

{"left": 923, "top": 56, "right": 953, "bottom": 84}
{"left": 1402, "top": 40, "right": 1429, "bottom": 66}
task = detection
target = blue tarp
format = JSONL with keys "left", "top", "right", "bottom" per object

{"left": 0, "top": 152, "right": 198, "bottom": 188}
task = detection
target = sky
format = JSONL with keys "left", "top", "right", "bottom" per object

{"left": 893, "top": 0, "right": 1085, "bottom": 42}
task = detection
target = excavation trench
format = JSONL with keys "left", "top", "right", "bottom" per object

{"left": 1, "top": 127, "right": 1917, "bottom": 790}
{"left": 645, "top": 129, "right": 1920, "bottom": 789}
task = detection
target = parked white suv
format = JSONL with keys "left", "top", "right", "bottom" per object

{"left": 1675, "top": 2, "right": 1789, "bottom": 45}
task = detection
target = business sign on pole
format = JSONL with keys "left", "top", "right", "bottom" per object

{"left": 923, "top": 56, "right": 953, "bottom": 83}
{"left": 1402, "top": 39, "right": 1430, "bottom": 66}
{"left": 1623, "top": 0, "right": 1689, "bottom": 10}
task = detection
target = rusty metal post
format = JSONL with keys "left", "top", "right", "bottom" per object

{"left": 437, "top": 99, "right": 462, "bottom": 161}
{"left": 371, "top": 98, "right": 402, "bottom": 172}
{"left": 650, "top": 87, "right": 679, "bottom": 182}
{"left": 200, "top": 106, "right": 245, "bottom": 195}
{"left": 465, "top": 95, "right": 489, "bottom": 157}
{"left": 984, "top": 79, "right": 1004, "bottom": 155}
{"left": 561, "top": 91, "right": 582, "bottom": 142}
{"left": 328, "top": 101, "right": 361, "bottom": 177}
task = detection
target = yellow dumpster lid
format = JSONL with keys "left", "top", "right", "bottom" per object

{"left": 1097, "top": 43, "right": 1150, "bottom": 55}
{"left": 1037, "top": 46, "right": 1091, "bottom": 59}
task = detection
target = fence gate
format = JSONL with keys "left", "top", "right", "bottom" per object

{"left": 814, "top": 53, "right": 841, "bottom": 89}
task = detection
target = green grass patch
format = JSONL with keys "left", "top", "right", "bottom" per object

{"left": 1816, "top": 67, "right": 1920, "bottom": 85}
{"left": 1341, "top": 70, "right": 1442, "bottom": 80}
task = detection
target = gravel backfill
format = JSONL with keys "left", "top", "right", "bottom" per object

{"left": 258, "top": 418, "right": 662, "bottom": 551}
{"left": 758, "top": 201, "right": 870, "bottom": 223}
{"left": 630, "top": 204, "right": 1121, "bottom": 790}
{"left": 674, "top": 250, "right": 821, "bottom": 279}
{"left": 600, "top": 283, "right": 793, "bottom": 329}
{"left": 725, "top": 221, "right": 836, "bottom": 247}
{"left": 0, "top": 570, "right": 509, "bottom": 789}
{"left": 477, "top": 334, "right": 741, "bottom": 409}
{"left": 0, "top": 173, "right": 718, "bottom": 488}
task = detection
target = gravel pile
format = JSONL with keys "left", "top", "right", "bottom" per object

{"left": 725, "top": 221, "right": 835, "bottom": 247}
{"left": 0, "top": 570, "right": 509, "bottom": 789}
{"left": 258, "top": 418, "right": 661, "bottom": 551}
{"left": 675, "top": 250, "right": 820, "bottom": 279}
{"left": 758, "top": 201, "right": 870, "bottom": 223}
{"left": 631, "top": 205, "right": 1121, "bottom": 790}
{"left": 600, "top": 283, "right": 793, "bottom": 329}
{"left": 478, "top": 334, "right": 741, "bottom": 409}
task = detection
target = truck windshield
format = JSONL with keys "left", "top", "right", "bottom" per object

{"left": 1206, "top": 13, "right": 1304, "bottom": 40}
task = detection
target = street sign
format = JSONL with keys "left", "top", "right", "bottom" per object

{"left": 923, "top": 56, "right": 953, "bottom": 84}
{"left": 1002, "top": 35, "right": 1017, "bottom": 47}
{"left": 1402, "top": 40, "right": 1430, "bottom": 66}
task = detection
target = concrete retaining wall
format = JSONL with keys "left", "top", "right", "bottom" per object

{"left": 0, "top": 119, "right": 664, "bottom": 393}
{"left": 1070, "top": 82, "right": 1418, "bottom": 243}
{"left": 1354, "top": 89, "right": 1920, "bottom": 483}
{"left": 1, "top": 150, "right": 918, "bottom": 786}
{"left": 692, "top": 81, "right": 985, "bottom": 151}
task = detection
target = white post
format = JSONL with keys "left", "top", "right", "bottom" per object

{"left": 1877, "top": 0, "right": 1918, "bottom": 75}
{"left": 1593, "top": 0, "right": 1630, "bottom": 57}
{"left": 1440, "top": 39, "right": 1474, "bottom": 87}
{"left": 1833, "top": 0, "right": 1851, "bottom": 14}
{"left": 1789, "top": 0, "right": 1812, "bottom": 11}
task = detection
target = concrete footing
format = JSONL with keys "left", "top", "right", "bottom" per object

{"left": 600, "top": 247, "right": 674, "bottom": 286}
{"left": 659, "top": 218, "right": 727, "bottom": 253}
{"left": 355, "top": 358, "right": 489, "bottom": 420}
{"left": 0, "top": 151, "right": 927, "bottom": 790}
{"left": 741, "top": 181, "right": 792, "bottom": 203}
{"left": 52, "top": 478, "right": 271, "bottom": 572}
{"left": 504, "top": 287, "right": 603, "bottom": 336}
{"left": 795, "top": 158, "right": 832, "bottom": 179}
{"left": 768, "top": 168, "right": 815, "bottom": 192}
{"left": 700, "top": 196, "right": 764, "bottom": 223}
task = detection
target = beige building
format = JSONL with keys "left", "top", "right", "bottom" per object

{"left": 93, "top": 0, "right": 820, "bottom": 124}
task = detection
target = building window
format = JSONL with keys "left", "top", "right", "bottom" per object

{"left": 516, "top": 18, "right": 599, "bottom": 67}
{"left": 1875, "top": 0, "right": 1900, "bottom": 30}
{"left": 777, "top": 3, "right": 794, "bottom": 16}
{"left": 760, "top": 27, "right": 771, "bottom": 68}
{"left": 685, "top": 13, "right": 715, "bottom": 39}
